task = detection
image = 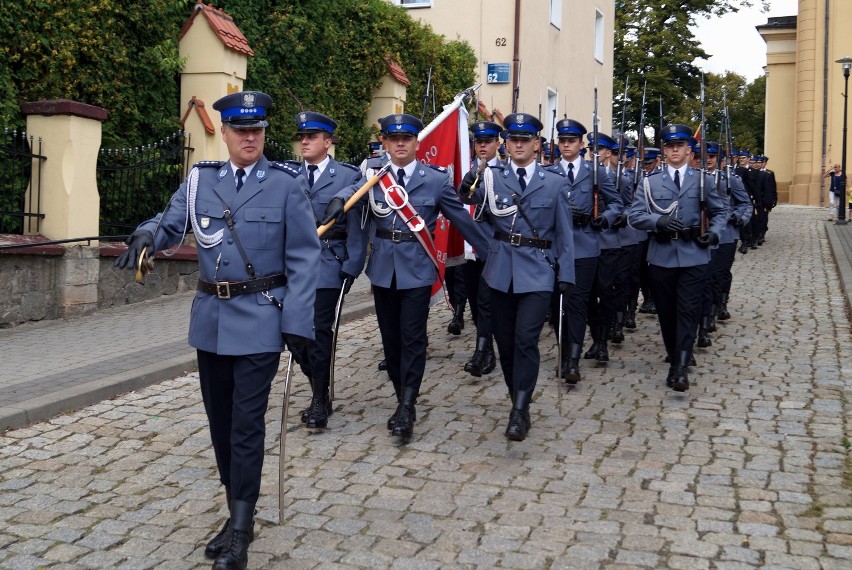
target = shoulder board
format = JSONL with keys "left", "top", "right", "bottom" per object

{"left": 365, "top": 156, "right": 385, "bottom": 169}
{"left": 488, "top": 163, "right": 504, "bottom": 170}
{"left": 426, "top": 164, "right": 447, "bottom": 173}
{"left": 546, "top": 165, "right": 565, "bottom": 176}
{"left": 646, "top": 170, "right": 662, "bottom": 178}
{"left": 283, "top": 160, "right": 301, "bottom": 168}
{"left": 337, "top": 161, "right": 360, "bottom": 172}
{"left": 193, "top": 160, "right": 225, "bottom": 169}
{"left": 269, "top": 162, "right": 300, "bottom": 177}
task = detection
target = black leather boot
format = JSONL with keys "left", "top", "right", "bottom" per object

{"left": 391, "top": 389, "right": 417, "bottom": 439}
{"left": 300, "top": 376, "right": 314, "bottom": 424}
{"left": 464, "top": 337, "right": 488, "bottom": 377}
{"left": 665, "top": 365, "right": 677, "bottom": 388}
{"left": 505, "top": 390, "right": 531, "bottom": 441}
{"left": 583, "top": 327, "right": 600, "bottom": 360}
{"left": 564, "top": 343, "right": 582, "bottom": 385}
{"left": 624, "top": 299, "right": 637, "bottom": 329}
{"left": 212, "top": 499, "right": 255, "bottom": 570}
{"left": 612, "top": 312, "right": 625, "bottom": 344}
{"left": 697, "top": 317, "right": 712, "bottom": 348}
{"left": 672, "top": 351, "right": 690, "bottom": 392}
{"left": 447, "top": 304, "right": 464, "bottom": 335}
{"left": 481, "top": 340, "right": 496, "bottom": 374}
{"left": 708, "top": 305, "right": 718, "bottom": 332}
{"left": 738, "top": 241, "right": 749, "bottom": 254}
{"left": 206, "top": 487, "right": 249, "bottom": 559}
{"left": 718, "top": 293, "right": 731, "bottom": 320}
{"left": 378, "top": 359, "right": 388, "bottom": 371}
{"left": 596, "top": 326, "right": 609, "bottom": 363}
{"left": 305, "top": 390, "right": 330, "bottom": 429}
{"left": 638, "top": 298, "right": 656, "bottom": 314}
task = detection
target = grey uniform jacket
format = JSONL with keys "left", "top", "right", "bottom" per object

{"left": 472, "top": 163, "right": 575, "bottom": 293}
{"left": 139, "top": 156, "right": 321, "bottom": 355}
{"left": 288, "top": 158, "right": 367, "bottom": 288}
{"left": 549, "top": 160, "right": 622, "bottom": 259}
{"left": 627, "top": 167, "right": 729, "bottom": 268}
{"left": 717, "top": 172, "right": 752, "bottom": 244}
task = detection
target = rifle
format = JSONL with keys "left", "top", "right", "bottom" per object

{"left": 537, "top": 92, "right": 542, "bottom": 162}
{"left": 723, "top": 90, "right": 733, "bottom": 196}
{"left": 658, "top": 96, "right": 665, "bottom": 167}
{"left": 698, "top": 74, "right": 708, "bottom": 234}
{"left": 549, "top": 107, "right": 557, "bottom": 164}
{"left": 592, "top": 85, "right": 600, "bottom": 218}
{"left": 421, "top": 67, "right": 433, "bottom": 124}
{"left": 615, "top": 76, "right": 629, "bottom": 194}
{"left": 512, "top": 60, "right": 521, "bottom": 113}
{"left": 632, "top": 81, "right": 648, "bottom": 194}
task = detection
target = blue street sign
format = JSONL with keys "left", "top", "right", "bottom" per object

{"left": 486, "top": 63, "right": 511, "bottom": 84}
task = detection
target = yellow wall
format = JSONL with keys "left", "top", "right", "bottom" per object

{"left": 394, "top": 0, "right": 615, "bottom": 136}
{"left": 763, "top": 29, "right": 796, "bottom": 203}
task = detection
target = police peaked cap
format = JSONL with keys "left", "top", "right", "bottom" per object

{"left": 380, "top": 114, "right": 424, "bottom": 136}
{"left": 661, "top": 124, "right": 693, "bottom": 143}
{"left": 556, "top": 119, "right": 587, "bottom": 138}
{"left": 503, "top": 113, "right": 543, "bottom": 138}
{"left": 687, "top": 137, "right": 699, "bottom": 152}
{"left": 643, "top": 147, "right": 661, "bottom": 161}
{"left": 295, "top": 111, "right": 337, "bottom": 134}
{"left": 703, "top": 140, "right": 720, "bottom": 154}
{"left": 213, "top": 91, "right": 272, "bottom": 128}
{"left": 588, "top": 132, "right": 618, "bottom": 151}
{"left": 470, "top": 121, "right": 503, "bottom": 140}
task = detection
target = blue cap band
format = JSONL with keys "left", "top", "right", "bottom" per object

{"left": 221, "top": 106, "right": 267, "bottom": 120}
{"left": 298, "top": 121, "right": 334, "bottom": 133}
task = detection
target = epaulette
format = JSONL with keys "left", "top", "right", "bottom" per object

{"left": 282, "top": 160, "right": 301, "bottom": 168}
{"left": 338, "top": 162, "right": 360, "bottom": 172}
{"left": 646, "top": 170, "right": 662, "bottom": 177}
{"left": 269, "top": 161, "right": 300, "bottom": 177}
{"left": 193, "top": 160, "right": 225, "bottom": 169}
{"left": 426, "top": 164, "right": 447, "bottom": 173}
{"left": 545, "top": 165, "right": 565, "bottom": 177}
{"left": 365, "top": 156, "right": 385, "bottom": 169}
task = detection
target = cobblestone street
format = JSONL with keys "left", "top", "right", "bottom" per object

{"left": 0, "top": 206, "right": 850, "bottom": 569}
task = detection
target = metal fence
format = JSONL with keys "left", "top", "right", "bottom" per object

{"left": 0, "top": 129, "right": 45, "bottom": 235}
{"left": 97, "top": 131, "right": 193, "bottom": 238}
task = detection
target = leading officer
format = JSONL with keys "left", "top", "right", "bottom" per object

{"left": 115, "top": 91, "right": 320, "bottom": 570}
{"left": 628, "top": 124, "right": 727, "bottom": 392}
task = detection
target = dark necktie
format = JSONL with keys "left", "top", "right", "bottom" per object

{"left": 397, "top": 167, "right": 406, "bottom": 189}
{"left": 235, "top": 168, "right": 245, "bottom": 192}
{"left": 516, "top": 167, "right": 527, "bottom": 191}
{"left": 567, "top": 162, "right": 574, "bottom": 183}
{"left": 307, "top": 164, "right": 318, "bottom": 188}
{"left": 674, "top": 169, "right": 680, "bottom": 190}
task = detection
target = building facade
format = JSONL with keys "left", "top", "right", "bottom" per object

{"left": 391, "top": 0, "right": 615, "bottom": 137}
{"left": 759, "top": 0, "right": 852, "bottom": 205}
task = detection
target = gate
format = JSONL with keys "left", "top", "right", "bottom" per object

{"left": 0, "top": 129, "right": 46, "bottom": 235}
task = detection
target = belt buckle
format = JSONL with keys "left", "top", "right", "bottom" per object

{"left": 216, "top": 282, "right": 231, "bottom": 299}
{"left": 509, "top": 232, "right": 522, "bottom": 247}
{"left": 391, "top": 229, "right": 403, "bottom": 243}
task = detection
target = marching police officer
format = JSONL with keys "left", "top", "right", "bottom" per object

{"left": 628, "top": 124, "right": 728, "bottom": 392}
{"left": 115, "top": 91, "right": 320, "bottom": 570}
{"left": 549, "top": 119, "right": 621, "bottom": 383}
{"left": 635, "top": 147, "right": 660, "bottom": 315}
{"left": 287, "top": 112, "right": 365, "bottom": 429}
{"left": 323, "top": 113, "right": 490, "bottom": 441}
{"left": 461, "top": 120, "right": 504, "bottom": 377}
{"left": 460, "top": 112, "right": 575, "bottom": 441}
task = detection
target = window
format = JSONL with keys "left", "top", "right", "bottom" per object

{"left": 594, "top": 9, "right": 605, "bottom": 63}
{"left": 550, "top": 0, "right": 562, "bottom": 29}
{"left": 396, "top": 0, "right": 432, "bottom": 7}
{"left": 546, "top": 88, "right": 559, "bottom": 137}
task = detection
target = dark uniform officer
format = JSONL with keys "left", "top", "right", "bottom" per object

{"left": 460, "top": 112, "right": 575, "bottom": 441}
{"left": 756, "top": 155, "right": 777, "bottom": 244}
{"left": 627, "top": 124, "right": 728, "bottom": 392}
{"left": 115, "top": 91, "right": 320, "bottom": 570}
{"left": 586, "top": 132, "right": 630, "bottom": 352}
{"left": 735, "top": 150, "right": 764, "bottom": 252}
{"left": 548, "top": 119, "right": 621, "bottom": 383}
{"left": 461, "top": 120, "right": 504, "bottom": 377}
{"left": 324, "top": 114, "right": 490, "bottom": 441}
{"left": 286, "top": 112, "right": 365, "bottom": 429}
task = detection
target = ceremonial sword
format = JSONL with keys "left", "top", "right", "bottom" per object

{"left": 278, "top": 351, "right": 294, "bottom": 524}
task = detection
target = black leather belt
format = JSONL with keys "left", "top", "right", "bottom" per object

{"left": 376, "top": 228, "right": 422, "bottom": 243}
{"left": 322, "top": 231, "right": 348, "bottom": 241}
{"left": 197, "top": 274, "right": 287, "bottom": 299}
{"left": 571, "top": 211, "right": 592, "bottom": 227}
{"left": 652, "top": 227, "right": 703, "bottom": 243}
{"left": 495, "top": 231, "right": 552, "bottom": 248}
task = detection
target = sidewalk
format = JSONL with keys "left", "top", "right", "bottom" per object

{"left": 0, "top": 275, "right": 375, "bottom": 431}
{"left": 2, "top": 204, "right": 851, "bottom": 434}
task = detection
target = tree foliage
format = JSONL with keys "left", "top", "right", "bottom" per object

{"left": 613, "top": 0, "right": 768, "bottom": 149}
{"left": 0, "top": 0, "right": 476, "bottom": 159}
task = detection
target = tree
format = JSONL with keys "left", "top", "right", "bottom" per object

{"left": 614, "top": 0, "right": 768, "bottom": 146}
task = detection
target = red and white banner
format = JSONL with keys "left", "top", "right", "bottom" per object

{"left": 416, "top": 98, "right": 471, "bottom": 305}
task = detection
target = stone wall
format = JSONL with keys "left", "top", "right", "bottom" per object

{"left": 0, "top": 247, "right": 198, "bottom": 328}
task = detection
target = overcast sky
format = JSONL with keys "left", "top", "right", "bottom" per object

{"left": 691, "top": 0, "right": 799, "bottom": 82}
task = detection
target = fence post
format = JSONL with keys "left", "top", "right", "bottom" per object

{"left": 21, "top": 99, "right": 107, "bottom": 318}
